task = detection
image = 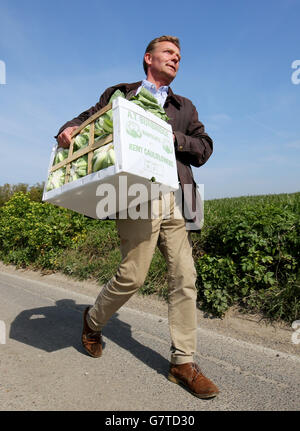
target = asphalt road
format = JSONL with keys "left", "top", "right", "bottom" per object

{"left": 0, "top": 269, "right": 299, "bottom": 411}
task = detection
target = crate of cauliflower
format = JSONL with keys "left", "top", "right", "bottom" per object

{"left": 43, "top": 89, "right": 179, "bottom": 219}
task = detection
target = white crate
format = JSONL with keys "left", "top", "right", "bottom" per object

{"left": 43, "top": 97, "right": 179, "bottom": 219}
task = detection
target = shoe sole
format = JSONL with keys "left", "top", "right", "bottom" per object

{"left": 168, "top": 373, "right": 219, "bottom": 399}
{"left": 82, "top": 343, "right": 102, "bottom": 358}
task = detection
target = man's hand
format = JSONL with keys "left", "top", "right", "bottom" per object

{"left": 57, "top": 126, "right": 78, "bottom": 148}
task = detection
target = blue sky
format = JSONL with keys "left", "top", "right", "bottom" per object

{"left": 0, "top": 0, "right": 299, "bottom": 200}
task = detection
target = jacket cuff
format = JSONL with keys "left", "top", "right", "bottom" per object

{"left": 173, "top": 131, "right": 189, "bottom": 153}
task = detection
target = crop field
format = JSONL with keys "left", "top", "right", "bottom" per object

{"left": 0, "top": 186, "right": 299, "bottom": 323}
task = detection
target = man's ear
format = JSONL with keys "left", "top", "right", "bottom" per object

{"left": 144, "top": 52, "right": 152, "bottom": 69}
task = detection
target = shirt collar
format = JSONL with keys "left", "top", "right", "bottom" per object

{"left": 141, "top": 79, "right": 169, "bottom": 94}
{"left": 113, "top": 81, "right": 182, "bottom": 107}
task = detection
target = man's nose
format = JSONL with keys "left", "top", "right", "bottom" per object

{"left": 171, "top": 54, "right": 180, "bottom": 64}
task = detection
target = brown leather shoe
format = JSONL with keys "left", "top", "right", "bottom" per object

{"left": 168, "top": 362, "right": 219, "bottom": 399}
{"left": 81, "top": 306, "right": 103, "bottom": 358}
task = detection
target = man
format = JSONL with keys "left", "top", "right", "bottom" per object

{"left": 57, "top": 36, "right": 219, "bottom": 399}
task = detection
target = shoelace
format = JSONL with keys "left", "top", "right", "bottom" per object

{"left": 191, "top": 363, "right": 203, "bottom": 382}
{"left": 86, "top": 331, "right": 102, "bottom": 344}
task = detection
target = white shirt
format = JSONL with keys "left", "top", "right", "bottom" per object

{"left": 135, "top": 79, "right": 169, "bottom": 107}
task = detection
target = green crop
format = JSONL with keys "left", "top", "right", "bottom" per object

{"left": 129, "top": 87, "right": 169, "bottom": 122}
{"left": 70, "top": 155, "right": 88, "bottom": 181}
{"left": 109, "top": 89, "right": 125, "bottom": 103}
{"left": 47, "top": 148, "right": 68, "bottom": 190}
{"left": 47, "top": 87, "right": 169, "bottom": 190}
{"left": 46, "top": 167, "right": 66, "bottom": 191}
{"left": 74, "top": 132, "right": 89, "bottom": 152}
{"left": 94, "top": 90, "right": 125, "bottom": 139}
{"left": 92, "top": 144, "right": 115, "bottom": 172}
{"left": 53, "top": 148, "right": 68, "bottom": 165}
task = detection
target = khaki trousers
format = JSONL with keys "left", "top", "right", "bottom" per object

{"left": 87, "top": 192, "right": 198, "bottom": 365}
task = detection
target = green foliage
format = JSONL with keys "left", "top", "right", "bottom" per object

{"left": 0, "top": 188, "right": 299, "bottom": 323}
{"left": 0, "top": 182, "right": 44, "bottom": 206}
{"left": 0, "top": 192, "right": 87, "bottom": 268}
{"left": 195, "top": 193, "right": 300, "bottom": 322}
{"left": 195, "top": 256, "right": 240, "bottom": 315}
{"left": 57, "top": 220, "right": 121, "bottom": 281}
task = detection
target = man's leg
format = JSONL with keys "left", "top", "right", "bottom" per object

{"left": 157, "top": 194, "right": 197, "bottom": 365}
{"left": 86, "top": 216, "right": 161, "bottom": 331}
{"left": 157, "top": 192, "right": 219, "bottom": 398}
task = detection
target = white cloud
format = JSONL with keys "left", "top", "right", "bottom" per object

{"left": 285, "top": 141, "right": 300, "bottom": 149}
{"left": 203, "top": 113, "right": 232, "bottom": 131}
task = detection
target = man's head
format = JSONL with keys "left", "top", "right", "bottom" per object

{"left": 143, "top": 36, "right": 181, "bottom": 85}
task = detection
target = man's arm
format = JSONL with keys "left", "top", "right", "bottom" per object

{"left": 55, "top": 87, "right": 115, "bottom": 147}
{"left": 173, "top": 103, "right": 213, "bottom": 167}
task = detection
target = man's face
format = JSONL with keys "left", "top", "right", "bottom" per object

{"left": 145, "top": 41, "right": 181, "bottom": 84}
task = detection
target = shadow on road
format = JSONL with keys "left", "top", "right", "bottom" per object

{"left": 9, "top": 299, "right": 169, "bottom": 377}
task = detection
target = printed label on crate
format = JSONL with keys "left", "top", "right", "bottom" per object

{"left": 118, "top": 104, "right": 177, "bottom": 185}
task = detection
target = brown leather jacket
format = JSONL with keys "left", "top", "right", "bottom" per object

{"left": 56, "top": 81, "right": 213, "bottom": 230}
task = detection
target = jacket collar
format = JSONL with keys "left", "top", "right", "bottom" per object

{"left": 166, "top": 86, "right": 182, "bottom": 107}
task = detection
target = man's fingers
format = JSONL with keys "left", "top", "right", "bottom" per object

{"left": 57, "top": 126, "right": 78, "bottom": 148}
{"left": 58, "top": 133, "right": 70, "bottom": 148}
{"left": 62, "top": 138, "right": 69, "bottom": 147}
{"left": 61, "top": 131, "right": 72, "bottom": 146}
{"left": 63, "top": 133, "right": 71, "bottom": 145}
